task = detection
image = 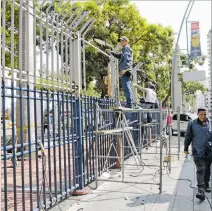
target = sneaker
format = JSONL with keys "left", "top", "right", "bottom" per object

{"left": 205, "top": 184, "right": 211, "bottom": 193}
{"left": 196, "top": 188, "right": 205, "bottom": 201}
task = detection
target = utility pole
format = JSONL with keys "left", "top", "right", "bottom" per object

{"left": 173, "top": 46, "right": 182, "bottom": 111}
{"left": 185, "top": 1, "right": 195, "bottom": 67}
{"left": 171, "top": 1, "right": 194, "bottom": 110}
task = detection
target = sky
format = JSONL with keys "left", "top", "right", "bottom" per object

{"left": 131, "top": 0, "right": 211, "bottom": 72}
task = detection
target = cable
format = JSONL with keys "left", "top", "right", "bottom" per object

{"left": 164, "top": 164, "right": 212, "bottom": 210}
{"left": 38, "top": 141, "right": 63, "bottom": 211}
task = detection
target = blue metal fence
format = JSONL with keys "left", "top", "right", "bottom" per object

{"left": 1, "top": 84, "right": 117, "bottom": 210}
{"left": 1, "top": 1, "right": 163, "bottom": 210}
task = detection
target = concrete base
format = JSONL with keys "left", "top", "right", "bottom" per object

{"left": 72, "top": 188, "right": 89, "bottom": 196}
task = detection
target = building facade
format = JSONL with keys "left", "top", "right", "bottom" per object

{"left": 205, "top": 29, "right": 212, "bottom": 111}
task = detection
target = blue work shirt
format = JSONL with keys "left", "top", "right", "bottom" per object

{"left": 184, "top": 118, "right": 212, "bottom": 158}
{"left": 112, "top": 45, "right": 133, "bottom": 71}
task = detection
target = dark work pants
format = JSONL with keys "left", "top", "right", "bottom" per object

{"left": 121, "top": 75, "right": 134, "bottom": 108}
{"left": 205, "top": 159, "right": 212, "bottom": 187}
{"left": 193, "top": 157, "right": 212, "bottom": 189}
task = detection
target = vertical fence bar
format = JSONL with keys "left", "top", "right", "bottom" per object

{"left": 40, "top": 92, "right": 46, "bottom": 208}
{"left": 92, "top": 98, "right": 96, "bottom": 176}
{"left": 81, "top": 97, "right": 85, "bottom": 185}
{"left": 52, "top": 93, "right": 58, "bottom": 200}
{"left": 19, "top": 1, "right": 26, "bottom": 209}
{"left": 177, "top": 106, "right": 181, "bottom": 160}
{"left": 39, "top": 2, "right": 46, "bottom": 208}
{"left": 62, "top": 92, "right": 67, "bottom": 196}
{"left": 57, "top": 92, "right": 62, "bottom": 197}
{"left": 84, "top": 97, "right": 89, "bottom": 182}
{"left": 0, "top": 0, "right": 1, "bottom": 208}
{"left": 71, "top": 95, "right": 76, "bottom": 187}
{"left": 45, "top": 4, "right": 53, "bottom": 206}
{"left": 66, "top": 94, "right": 71, "bottom": 190}
{"left": 73, "top": 98, "right": 79, "bottom": 186}
{"left": 95, "top": 102, "right": 99, "bottom": 188}
{"left": 87, "top": 97, "right": 92, "bottom": 175}
{"left": 26, "top": 1, "right": 33, "bottom": 210}
{"left": 76, "top": 98, "right": 84, "bottom": 189}
{"left": 2, "top": 0, "right": 8, "bottom": 209}
{"left": 47, "top": 89, "right": 52, "bottom": 206}
{"left": 32, "top": 0, "right": 40, "bottom": 209}
{"left": 159, "top": 102, "right": 163, "bottom": 194}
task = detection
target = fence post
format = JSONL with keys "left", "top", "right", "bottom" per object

{"left": 76, "top": 97, "right": 83, "bottom": 188}
{"left": 72, "top": 97, "right": 88, "bottom": 196}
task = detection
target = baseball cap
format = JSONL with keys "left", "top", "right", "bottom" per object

{"left": 148, "top": 82, "right": 156, "bottom": 90}
{"left": 118, "top": 36, "right": 129, "bottom": 42}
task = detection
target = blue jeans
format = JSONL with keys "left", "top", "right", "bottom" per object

{"left": 121, "top": 75, "right": 134, "bottom": 108}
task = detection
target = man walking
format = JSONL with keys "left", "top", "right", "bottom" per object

{"left": 184, "top": 108, "right": 212, "bottom": 201}
{"left": 107, "top": 36, "right": 134, "bottom": 108}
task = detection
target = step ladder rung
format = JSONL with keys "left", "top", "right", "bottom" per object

{"left": 94, "top": 127, "right": 133, "bottom": 135}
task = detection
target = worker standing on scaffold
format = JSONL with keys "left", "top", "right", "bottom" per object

{"left": 133, "top": 82, "right": 159, "bottom": 110}
{"left": 107, "top": 36, "right": 134, "bottom": 108}
{"left": 132, "top": 82, "right": 159, "bottom": 147}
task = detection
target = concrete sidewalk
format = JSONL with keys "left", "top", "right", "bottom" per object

{"left": 52, "top": 138, "right": 212, "bottom": 211}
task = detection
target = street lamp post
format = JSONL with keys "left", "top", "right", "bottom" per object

{"left": 171, "top": 0, "right": 194, "bottom": 110}
{"left": 185, "top": 1, "right": 195, "bottom": 67}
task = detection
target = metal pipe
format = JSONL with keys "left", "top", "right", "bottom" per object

{"left": 80, "top": 18, "right": 94, "bottom": 34}
{"left": 82, "top": 36, "right": 86, "bottom": 91}
{"left": 65, "top": 7, "right": 80, "bottom": 27}
{"left": 171, "top": 1, "right": 194, "bottom": 109}
{"left": 32, "top": 0, "right": 40, "bottom": 209}
{"left": 2, "top": 1, "right": 8, "bottom": 209}
{"left": 168, "top": 105, "right": 171, "bottom": 173}
{"left": 159, "top": 102, "right": 163, "bottom": 194}
{"left": 71, "top": 11, "right": 89, "bottom": 30}
{"left": 177, "top": 106, "right": 181, "bottom": 160}
{"left": 83, "top": 40, "right": 111, "bottom": 58}
{"left": 186, "top": 1, "right": 195, "bottom": 67}
{"left": 81, "top": 20, "right": 96, "bottom": 91}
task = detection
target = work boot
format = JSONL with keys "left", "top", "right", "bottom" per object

{"left": 205, "top": 184, "right": 211, "bottom": 193}
{"left": 196, "top": 188, "right": 205, "bottom": 201}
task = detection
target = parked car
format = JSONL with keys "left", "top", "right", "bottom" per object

{"left": 171, "top": 113, "right": 196, "bottom": 136}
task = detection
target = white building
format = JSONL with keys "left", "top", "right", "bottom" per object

{"left": 205, "top": 29, "right": 212, "bottom": 111}
{"left": 196, "top": 90, "right": 205, "bottom": 110}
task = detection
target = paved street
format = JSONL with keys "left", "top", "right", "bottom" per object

{"left": 50, "top": 136, "right": 212, "bottom": 211}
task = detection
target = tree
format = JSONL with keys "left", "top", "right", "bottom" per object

{"left": 40, "top": 0, "right": 174, "bottom": 102}
{"left": 4, "top": 0, "right": 175, "bottom": 100}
